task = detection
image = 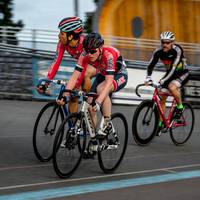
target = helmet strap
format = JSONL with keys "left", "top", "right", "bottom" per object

{"left": 97, "top": 47, "right": 102, "bottom": 61}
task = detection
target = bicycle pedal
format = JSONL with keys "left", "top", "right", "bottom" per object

{"left": 96, "top": 133, "right": 107, "bottom": 140}
{"left": 82, "top": 151, "right": 96, "bottom": 159}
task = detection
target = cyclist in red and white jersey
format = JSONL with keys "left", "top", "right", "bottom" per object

{"left": 58, "top": 32, "right": 128, "bottom": 139}
{"left": 37, "top": 17, "right": 96, "bottom": 113}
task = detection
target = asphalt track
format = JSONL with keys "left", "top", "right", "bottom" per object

{"left": 0, "top": 99, "right": 200, "bottom": 200}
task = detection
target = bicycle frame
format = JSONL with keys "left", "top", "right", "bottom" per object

{"left": 79, "top": 95, "right": 107, "bottom": 139}
{"left": 152, "top": 88, "right": 186, "bottom": 128}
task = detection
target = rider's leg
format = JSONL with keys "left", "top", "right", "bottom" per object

{"left": 159, "top": 95, "right": 167, "bottom": 123}
{"left": 68, "top": 96, "right": 79, "bottom": 113}
{"left": 69, "top": 64, "right": 96, "bottom": 115}
{"left": 168, "top": 70, "right": 189, "bottom": 111}
{"left": 82, "top": 64, "right": 97, "bottom": 93}
{"left": 168, "top": 82, "right": 182, "bottom": 106}
{"left": 156, "top": 94, "right": 167, "bottom": 136}
{"left": 89, "top": 81, "right": 113, "bottom": 128}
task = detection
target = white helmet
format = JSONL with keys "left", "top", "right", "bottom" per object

{"left": 160, "top": 31, "right": 175, "bottom": 41}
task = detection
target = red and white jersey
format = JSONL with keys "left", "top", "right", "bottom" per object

{"left": 47, "top": 35, "right": 85, "bottom": 80}
{"left": 76, "top": 46, "right": 124, "bottom": 76}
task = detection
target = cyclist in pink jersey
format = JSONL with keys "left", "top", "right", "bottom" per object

{"left": 57, "top": 33, "right": 128, "bottom": 139}
{"left": 37, "top": 17, "right": 96, "bottom": 113}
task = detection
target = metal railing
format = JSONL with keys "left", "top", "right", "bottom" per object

{"left": 0, "top": 42, "right": 200, "bottom": 105}
{"left": 1, "top": 26, "right": 200, "bottom": 65}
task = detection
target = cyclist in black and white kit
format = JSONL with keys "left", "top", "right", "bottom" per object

{"left": 145, "top": 31, "right": 190, "bottom": 130}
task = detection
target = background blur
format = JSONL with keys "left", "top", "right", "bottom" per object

{"left": 0, "top": 0, "right": 200, "bottom": 105}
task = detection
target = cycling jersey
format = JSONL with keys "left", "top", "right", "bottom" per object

{"left": 147, "top": 44, "right": 188, "bottom": 84}
{"left": 47, "top": 35, "right": 85, "bottom": 80}
{"left": 75, "top": 46, "right": 127, "bottom": 76}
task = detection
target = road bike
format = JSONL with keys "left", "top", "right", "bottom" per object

{"left": 132, "top": 83, "right": 194, "bottom": 146}
{"left": 33, "top": 79, "right": 72, "bottom": 162}
{"left": 52, "top": 90, "right": 128, "bottom": 178}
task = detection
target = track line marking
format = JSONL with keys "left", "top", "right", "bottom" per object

{"left": 0, "top": 170, "right": 200, "bottom": 200}
{"left": 1, "top": 163, "right": 200, "bottom": 191}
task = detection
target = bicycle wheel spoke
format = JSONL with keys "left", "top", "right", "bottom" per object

{"left": 33, "top": 102, "right": 64, "bottom": 162}
{"left": 53, "top": 113, "right": 86, "bottom": 178}
{"left": 170, "top": 102, "right": 194, "bottom": 145}
{"left": 98, "top": 113, "right": 128, "bottom": 173}
{"left": 132, "top": 100, "right": 158, "bottom": 145}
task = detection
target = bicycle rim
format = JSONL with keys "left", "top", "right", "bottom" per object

{"left": 33, "top": 102, "right": 64, "bottom": 162}
{"left": 53, "top": 113, "right": 86, "bottom": 178}
{"left": 132, "top": 100, "right": 158, "bottom": 145}
{"left": 98, "top": 113, "right": 128, "bottom": 173}
{"left": 170, "top": 102, "right": 194, "bottom": 145}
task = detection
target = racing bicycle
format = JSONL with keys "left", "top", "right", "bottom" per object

{"left": 52, "top": 90, "right": 128, "bottom": 178}
{"left": 33, "top": 79, "right": 72, "bottom": 162}
{"left": 132, "top": 83, "right": 194, "bottom": 146}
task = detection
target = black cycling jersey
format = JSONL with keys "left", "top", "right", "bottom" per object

{"left": 147, "top": 44, "right": 187, "bottom": 84}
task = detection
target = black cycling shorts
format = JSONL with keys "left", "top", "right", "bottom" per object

{"left": 162, "top": 69, "right": 190, "bottom": 88}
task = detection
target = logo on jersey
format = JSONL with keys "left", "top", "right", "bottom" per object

{"left": 117, "top": 76, "right": 126, "bottom": 86}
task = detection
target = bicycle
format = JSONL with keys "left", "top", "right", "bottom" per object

{"left": 52, "top": 90, "right": 128, "bottom": 178}
{"left": 33, "top": 79, "right": 73, "bottom": 162}
{"left": 132, "top": 83, "right": 194, "bottom": 146}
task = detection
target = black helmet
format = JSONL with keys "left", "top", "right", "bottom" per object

{"left": 83, "top": 32, "right": 104, "bottom": 52}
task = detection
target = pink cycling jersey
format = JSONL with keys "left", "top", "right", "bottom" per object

{"left": 76, "top": 46, "right": 121, "bottom": 76}
{"left": 47, "top": 35, "right": 85, "bottom": 80}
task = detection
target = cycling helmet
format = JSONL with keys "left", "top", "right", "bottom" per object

{"left": 83, "top": 32, "right": 104, "bottom": 52}
{"left": 58, "top": 17, "right": 83, "bottom": 34}
{"left": 160, "top": 31, "right": 175, "bottom": 41}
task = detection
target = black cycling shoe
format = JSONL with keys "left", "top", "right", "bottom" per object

{"left": 82, "top": 140, "right": 98, "bottom": 159}
{"left": 173, "top": 108, "right": 183, "bottom": 120}
{"left": 60, "top": 128, "right": 76, "bottom": 149}
{"left": 156, "top": 126, "right": 163, "bottom": 136}
{"left": 82, "top": 150, "right": 96, "bottom": 159}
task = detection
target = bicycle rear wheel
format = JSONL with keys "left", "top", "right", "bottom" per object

{"left": 98, "top": 113, "right": 128, "bottom": 173}
{"left": 53, "top": 113, "right": 86, "bottom": 178}
{"left": 33, "top": 102, "right": 64, "bottom": 162}
{"left": 170, "top": 102, "right": 194, "bottom": 145}
{"left": 132, "top": 100, "right": 159, "bottom": 145}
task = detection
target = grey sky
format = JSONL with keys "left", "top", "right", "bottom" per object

{"left": 13, "top": 0, "right": 96, "bottom": 30}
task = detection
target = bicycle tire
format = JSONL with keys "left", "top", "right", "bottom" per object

{"left": 98, "top": 113, "right": 128, "bottom": 173}
{"left": 170, "top": 102, "right": 194, "bottom": 145}
{"left": 132, "top": 100, "right": 159, "bottom": 146}
{"left": 52, "top": 113, "right": 86, "bottom": 178}
{"left": 33, "top": 102, "right": 64, "bottom": 162}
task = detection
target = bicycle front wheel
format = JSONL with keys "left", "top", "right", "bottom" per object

{"left": 53, "top": 113, "right": 86, "bottom": 178}
{"left": 170, "top": 102, "right": 194, "bottom": 145}
{"left": 98, "top": 113, "right": 128, "bottom": 173}
{"left": 33, "top": 102, "right": 64, "bottom": 162}
{"left": 132, "top": 100, "right": 159, "bottom": 145}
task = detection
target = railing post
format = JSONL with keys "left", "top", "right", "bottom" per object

{"left": 2, "top": 26, "right": 7, "bottom": 44}
{"left": 32, "top": 29, "right": 36, "bottom": 49}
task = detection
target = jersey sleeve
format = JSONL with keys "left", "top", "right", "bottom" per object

{"left": 75, "top": 51, "right": 87, "bottom": 72}
{"left": 47, "top": 42, "right": 65, "bottom": 80}
{"left": 147, "top": 49, "right": 160, "bottom": 76}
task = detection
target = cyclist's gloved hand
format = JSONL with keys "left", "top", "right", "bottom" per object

{"left": 56, "top": 96, "right": 66, "bottom": 106}
{"left": 144, "top": 76, "right": 152, "bottom": 85}
{"left": 92, "top": 101, "right": 101, "bottom": 112}
{"left": 37, "top": 79, "right": 50, "bottom": 94}
{"left": 154, "top": 82, "right": 162, "bottom": 88}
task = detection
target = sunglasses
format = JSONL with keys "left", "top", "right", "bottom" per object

{"left": 161, "top": 41, "right": 171, "bottom": 45}
{"left": 86, "top": 49, "right": 98, "bottom": 54}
